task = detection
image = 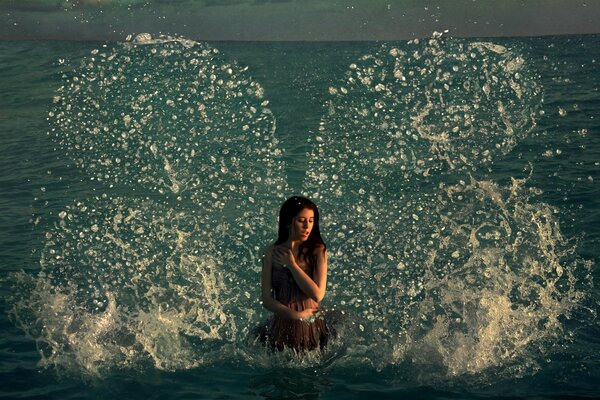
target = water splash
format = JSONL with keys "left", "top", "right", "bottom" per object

{"left": 304, "top": 36, "right": 591, "bottom": 378}
{"left": 12, "top": 35, "right": 288, "bottom": 374}
{"left": 393, "top": 176, "right": 590, "bottom": 377}
{"left": 8, "top": 34, "right": 593, "bottom": 380}
{"left": 50, "top": 35, "right": 283, "bottom": 218}
{"left": 313, "top": 35, "right": 541, "bottom": 187}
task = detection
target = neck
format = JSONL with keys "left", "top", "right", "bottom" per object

{"left": 284, "top": 238, "right": 302, "bottom": 251}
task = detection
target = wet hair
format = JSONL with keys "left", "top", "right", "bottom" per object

{"left": 274, "top": 196, "right": 326, "bottom": 267}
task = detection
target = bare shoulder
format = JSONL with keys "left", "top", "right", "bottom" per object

{"left": 263, "top": 244, "right": 275, "bottom": 258}
{"left": 313, "top": 244, "right": 327, "bottom": 257}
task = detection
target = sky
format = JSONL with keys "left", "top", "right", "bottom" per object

{"left": 0, "top": 0, "right": 599, "bottom": 41}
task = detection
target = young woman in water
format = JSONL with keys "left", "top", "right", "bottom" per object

{"left": 257, "top": 196, "right": 330, "bottom": 352}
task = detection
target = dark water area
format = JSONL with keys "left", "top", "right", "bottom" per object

{"left": 1, "top": 35, "right": 599, "bottom": 399}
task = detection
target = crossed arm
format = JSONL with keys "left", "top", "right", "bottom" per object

{"left": 261, "top": 245, "right": 328, "bottom": 320}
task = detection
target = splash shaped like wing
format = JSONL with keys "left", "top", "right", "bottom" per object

{"left": 14, "top": 35, "right": 287, "bottom": 374}
{"left": 304, "top": 36, "right": 590, "bottom": 377}
{"left": 52, "top": 35, "right": 284, "bottom": 224}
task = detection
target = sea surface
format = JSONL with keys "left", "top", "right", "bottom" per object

{"left": 1, "top": 34, "right": 599, "bottom": 399}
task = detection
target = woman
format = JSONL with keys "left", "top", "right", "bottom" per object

{"left": 257, "top": 196, "right": 330, "bottom": 352}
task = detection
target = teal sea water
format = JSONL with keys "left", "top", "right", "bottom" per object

{"left": 1, "top": 34, "right": 599, "bottom": 398}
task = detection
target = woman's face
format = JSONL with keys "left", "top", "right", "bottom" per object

{"left": 290, "top": 208, "right": 315, "bottom": 242}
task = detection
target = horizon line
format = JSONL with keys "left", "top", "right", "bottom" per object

{"left": 1, "top": 31, "right": 599, "bottom": 43}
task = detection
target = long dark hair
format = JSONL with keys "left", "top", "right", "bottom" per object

{"left": 274, "top": 196, "right": 326, "bottom": 267}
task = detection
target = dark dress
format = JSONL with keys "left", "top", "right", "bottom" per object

{"left": 257, "top": 258, "right": 330, "bottom": 352}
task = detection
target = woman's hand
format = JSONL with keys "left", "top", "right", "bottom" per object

{"left": 296, "top": 307, "right": 319, "bottom": 321}
{"left": 272, "top": 245, "right": 296, "bottom": 269}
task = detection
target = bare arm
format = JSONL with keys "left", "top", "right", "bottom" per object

{"left": 275, "top": 246, "right": 327, "bottom": 303}
{"left": 261, "top": 246, "right": 318, "bottom": 320}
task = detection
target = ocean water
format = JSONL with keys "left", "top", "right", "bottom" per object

{"left": 0, "top": 34, "right": 599, "bottom": 399}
